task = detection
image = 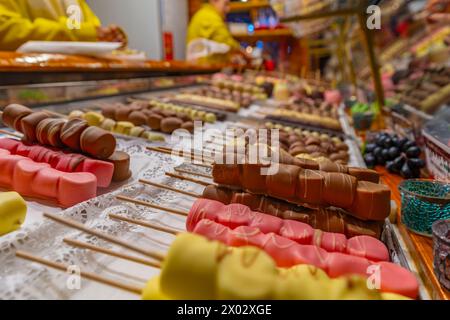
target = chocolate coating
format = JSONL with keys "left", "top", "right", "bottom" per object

{"left": 80, "top": 126, "right": 116, "bottom": 159}
{"left": 160, "top": 117, "right": 183, "bottom": 133}
{"left": 107, "top": 151, "right": 132, "bottom": 182}
{"left": 20, "top": 111, "right": 51, "bottom": 142}
{"left": 60, "top": 118, "right": 89, "bottom": 151}
{"left": 147, "top": 113, "right": 163, "bottom": 130}
{"left": 2, "top": 104, "right": 32, "bottom": 131}
{"left": 128, "top": 111, "right": 148, "bottom": 126}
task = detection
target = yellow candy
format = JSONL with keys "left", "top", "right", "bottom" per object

{"left": 100, "top": 118, "right": 116, "bottom": 132}
{"left": 83, "top": 111, "right": 104, "bottom": 127}
{"left": 217, "top": 246, "right": 277, "bottom": 300}
{"left": 160, "top": 233, "right": 227, "bottom": 299}
{"left": 0, "top": 192, "right": 27, "bottom": 236}
{"left": 114, "top": 121, "right": 134, "bottom": 135}
{"left": 68, "top": 110, "right": 84, "bottom": 120}
{"left": 274, "top": 265, "right": 331, "bottom": 300}
{"left": 141, "top": 276, "right": 170, "bottom": 300}
{"left": 327, "top": 276, "right": 381, "bottom": 300}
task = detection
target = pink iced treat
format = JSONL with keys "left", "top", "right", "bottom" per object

{"left": 32, "top": 167, "right": 62, "bottom": 198}
{"left": 378, "top": 261, "right": 419, "bottom": 299}
{"left": 326, "top": 252, "right": 371, "bottom": 278}
{"left": 319, "top": 232, "right": 347, "bottom": 253}
{"left": 279, "top": 220, "right": 314, "bottom": 245}
{"left": 13, "top": 160, "right": 50, "bottom": 196}
{"left": 0, "top": 138, "right": 21, "bottom": 153}
{"left": 0, "top": 154, "right": 27, "bottom": 186}
{"left": 0, "top": 138, "right": 113, "bottom": 188}
{"left": 15, "top": 143, "right": 32, "bottom": 157}
{"left": 0, "top": 149, "right": 10, "bottom": 155}
{"left": 76, "top": 158, "right": 114, "bottom": 188}
{"left": 58, "top": 172, "right": 97, "bottom": 207}
{"left": 346, "top": 235, "right": 389, "bottom": 262}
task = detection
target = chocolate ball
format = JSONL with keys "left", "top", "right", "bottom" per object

{"left": 128, "top": 111, "right": 148, "bottom": 126}
{"left": 160, "top": 117, "right": 183, "bottom": 133}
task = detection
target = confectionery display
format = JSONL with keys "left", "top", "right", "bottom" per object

{"left": 1, "top": 0, "right": 449, "bottom": 301}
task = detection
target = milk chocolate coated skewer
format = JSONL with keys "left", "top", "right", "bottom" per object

{"left": 212, "top": 161, "right": 390, "bottom": 221}
{"left": 142, "top": 177, "right": 383, "bottom": 238}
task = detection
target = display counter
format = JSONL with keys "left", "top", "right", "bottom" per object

{"left": 0, "top": 51, "right": 224, "bottom": 85}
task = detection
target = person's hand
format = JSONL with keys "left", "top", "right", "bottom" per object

{"left": 97, "top": 25, "right": 128, "bottom": 47}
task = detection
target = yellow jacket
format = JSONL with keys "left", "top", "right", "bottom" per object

{"left": 187, "top": 4, "right": 239, "bottom": 63}
{"left": 0, "top": 0, "right": 101, "bottom": 51}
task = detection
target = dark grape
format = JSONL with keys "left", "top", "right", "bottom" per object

{"left": 386, "top": 161, "right": 397, "bottom": 173}
{"left": 383, "top": 138, "right": 393, "bottom": 148}
{"left": 393, "top": 155, "right": 406, "bottom": 170}
{"left": 364, "top": 153, "right": 376, "bottom": 167}
{"left": 400, "top": 162, "right": 413, "bottom": 179}
{"left": 376, "top": 138, "right": 385, "bottom": 147}
{"left": 406, "top": 146, "right": 421, "bottom": 158}
{"left": 397, "top": 137, "right": 409, "bottom": 149}
{"left": 402, "top": 141, "right": 416, "bottom": 152}
{"left": 408, "top": 158, "right": 425, "bottom": 169}
{"left": 388, "top": 146, "right": 400, "bottom": 159}
{"left": 374, "top": 147, "right": 383, "bottom": 158}
{"left": 381, "top": 149, "right": 390, "bottom": 160}
{"left": 365, "top": 143, "right": 377, "bottom": 153}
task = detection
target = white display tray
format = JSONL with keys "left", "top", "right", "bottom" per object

{"left": 17, "top": 41, "right": 122, "bottom": 56}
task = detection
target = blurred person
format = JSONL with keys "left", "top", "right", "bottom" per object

{"left": 186, "top": 0, "right": 246, "bottom": 64}
{"left": 0, "top": 0, "right": 127, "bottom": 51}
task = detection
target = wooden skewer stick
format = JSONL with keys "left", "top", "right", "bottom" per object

{"left": 165, "top": 171, "right": 212, "bottom": 187}
{"left": 158, "top": 146, "right": 216, "bottom": 161}
{"left": 16, "top": 250, "right": 143, "bottom": 295}
{"left": 109, "top": 214, "right": 180, "bottom": 236}
{"left": 43, "top": 212, "right": 165, "bottom": 262}
{"left": 147, "top": 146, "right": 213, "bottom": 165}
{"left": 139, "top": 179, "right": 200, "bottom": 198}
{"left": 0, "top": 128, "right": 23, "bottom": 139}
{"left": 174, "top": 168, "right": 212, "bottom": 179}
{"left": 116, "top": 195, "right": 188, "bottom": 217}
{"left": 189, "top": 162, "right": 213, "bottom": 169}
{"left": 63, "top": 238, "right": 161, "bottom": 268}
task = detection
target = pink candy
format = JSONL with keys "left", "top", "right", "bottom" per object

{"left": 187, "top": 199, "right": 389, "bottom": 262}
{"left": 0, "top": 153, "right": 97, "bottom": 207}
{"left": 0, "top": 138, "right": 113, "bottom": 188}
{"left": 192, "top": 218, "right": 419, "bottom": 298}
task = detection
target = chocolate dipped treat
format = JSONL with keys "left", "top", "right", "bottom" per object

{"left": 80, "top": 126, "right": 116, "bottom": 159}
{"left": 107, "top": 151, "right": 132, "bottom": 182}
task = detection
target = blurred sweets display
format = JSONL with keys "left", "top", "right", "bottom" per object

{"left": 189, "top": 79, "right": 268, "bottom": 108}
{"left": 394, "top": 66, "right": 450, "bottom": 114}
{"left": 171, "top": 93, "right": 241, "bottom": 112}
{"left": 85, "top": 100, "right": 218, "bottom": 135}
{"left": 265, "top": 122, "right": 349, "bottom": 164}
{"left": 68, "top": 110, "right": 165, "bottom": 142}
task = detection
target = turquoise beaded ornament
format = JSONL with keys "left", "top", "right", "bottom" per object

{"left": 399, "top": 179, "right": 450, "bottom": 236}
